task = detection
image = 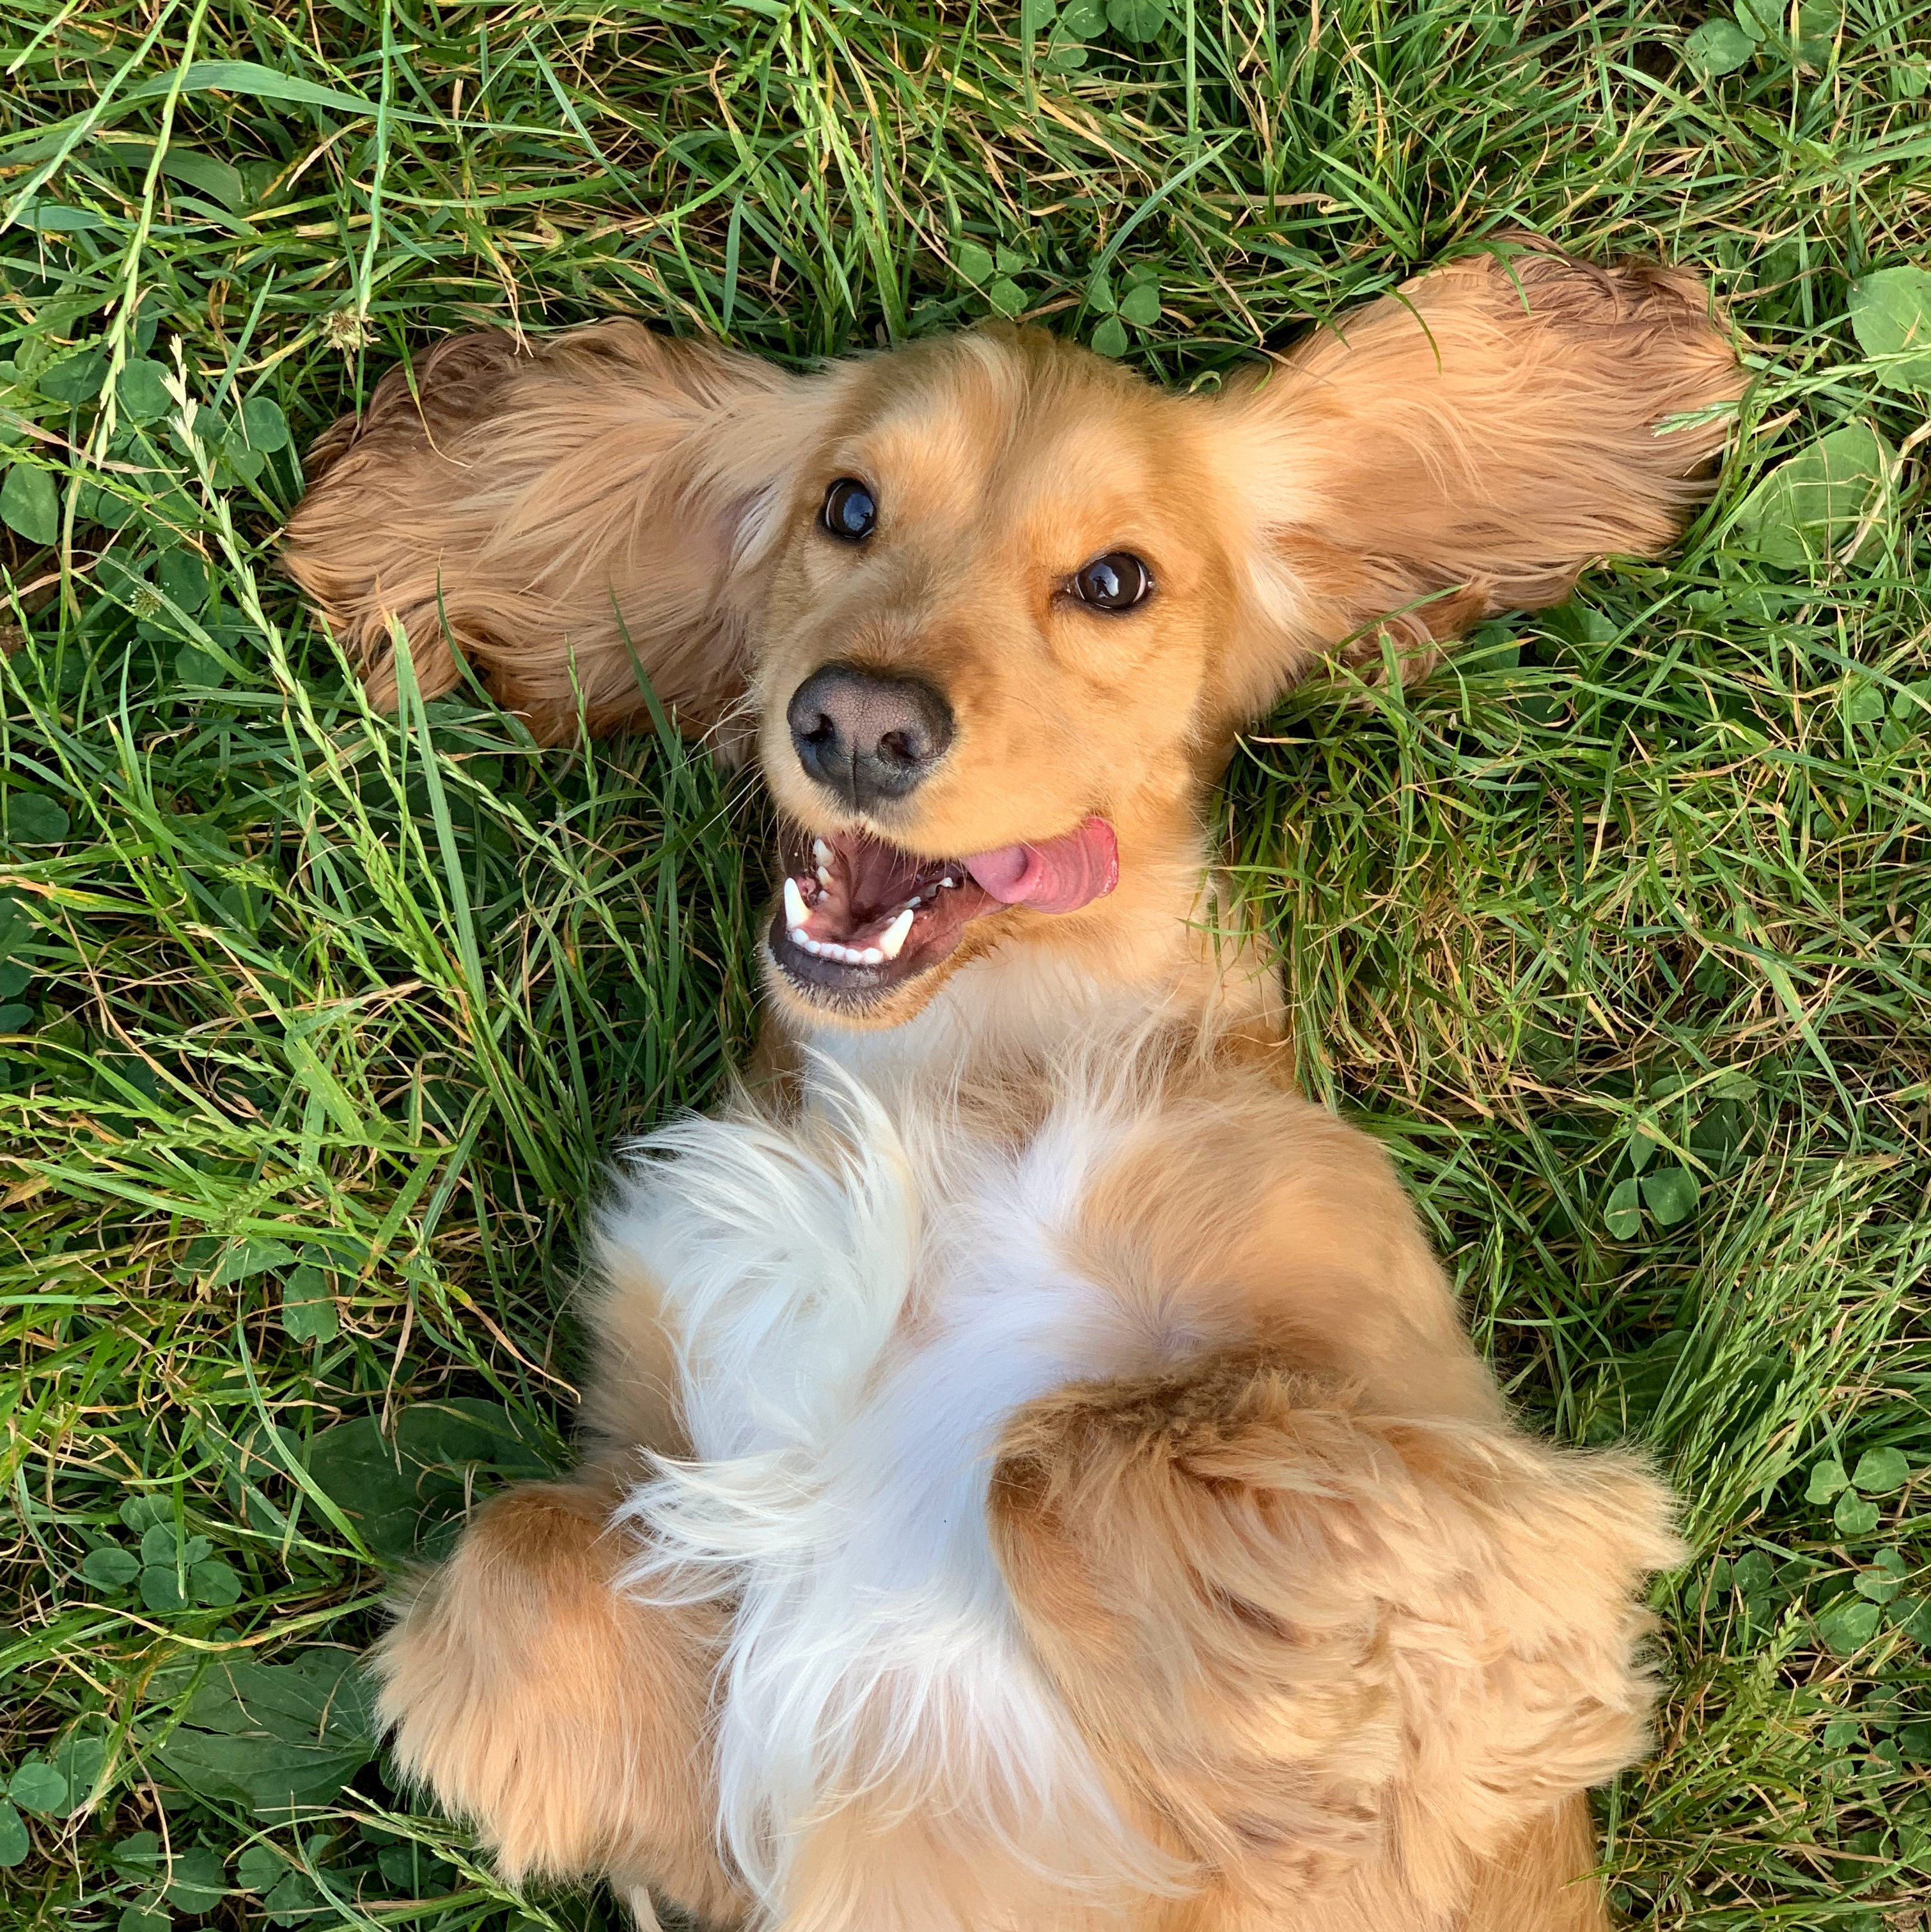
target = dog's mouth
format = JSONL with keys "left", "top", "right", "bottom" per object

{"left": 768, "top": 817, "right": 1119, "bottom": 1004}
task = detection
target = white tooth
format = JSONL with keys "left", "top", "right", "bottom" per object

{"left": 860, "top": 948, "right": 884, "bottom": 965}
{"left": 906, "top": 895, "right": 921, "bottom": 909}
{"left": 813, "top": 838, "right": 833, "bottom": 865}
{"left": 878, "top": 907, "right": 915, "bottom": 960}
{"left": 797, "top": 934, "right": 822, "bottom": 955}
{"left": 783, "top": 878, "right": 808, "bottom": 933}
{"left": 817, "top": 866, "right": 833, "bottom": 887}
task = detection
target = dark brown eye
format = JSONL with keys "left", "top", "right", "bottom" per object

{"left": 1072, "top": 552, "right": 1152, "bottom": 611}
{"left": 822, "top": 478, "right": 877, "bottom": 542}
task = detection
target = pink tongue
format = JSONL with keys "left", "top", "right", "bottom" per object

{"left": 964, "top": 817, "right": 1118, "bottom": 915}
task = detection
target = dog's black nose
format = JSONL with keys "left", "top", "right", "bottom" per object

{"left": 787, "top": 663, "right": 955, "bottom": 809}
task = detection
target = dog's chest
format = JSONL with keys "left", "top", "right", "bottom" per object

{"left": 611, "top": 1096, "right": 1161, "bottom": 1899}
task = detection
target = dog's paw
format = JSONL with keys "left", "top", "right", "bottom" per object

{"left": 374, "top": 1479, "right": 742, "bottom": 1922}
{"left": 989, "top": 1354, "right": 1676, "bottom": 1915}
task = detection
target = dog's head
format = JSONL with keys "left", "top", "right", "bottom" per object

{"left": 285, "top": 244, "right": 1740, "bottom": 1033}
{"left": 744, "top": 329, "right": 1253, "bottom": 1029}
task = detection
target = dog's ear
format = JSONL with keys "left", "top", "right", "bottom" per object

{"left": 1203, "top": 242, "right": 1744, "bottom": 725}
{"left": 284, "top": 323, "right": 834, "bottom": 746}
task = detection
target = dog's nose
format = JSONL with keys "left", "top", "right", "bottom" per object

{"left": 786, "top": 663, "right": 955, "bottom": 809}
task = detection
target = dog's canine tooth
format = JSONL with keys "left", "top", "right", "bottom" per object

{"left": 879, "top": 907, "right": 916, "bottom": 961}
{"left": 783, "top": 877, "right": 809, "bottom": 934}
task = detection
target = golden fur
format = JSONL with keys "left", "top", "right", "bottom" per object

{"left": 290, "top": 237, "right": 1743, "bottom": 1929}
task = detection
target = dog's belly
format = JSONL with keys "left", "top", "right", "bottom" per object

{"left": 605, "top": 1076, "right": 1184, "bottom": 1921}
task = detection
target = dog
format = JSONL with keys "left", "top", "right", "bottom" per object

{"left": 285, "top": 239, "right": 1742, "bottom": 1930}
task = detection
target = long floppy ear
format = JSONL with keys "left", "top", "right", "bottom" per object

{"left": 1208, "top": 240, "right": 1745, "bottom": 721}
{"left": 989, "top": 1353, "right": 1680, "bottom": 1922}
{"left": 283, "top": 323, "right": 834, "bottom": 745}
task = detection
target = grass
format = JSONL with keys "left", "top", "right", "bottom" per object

{"left": 0, "top": 0, "right": 1928, "bottom": 1924}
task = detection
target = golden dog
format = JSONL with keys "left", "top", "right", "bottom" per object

{"left": 286, "top": 239, "right": 1740, "bottom": 1931}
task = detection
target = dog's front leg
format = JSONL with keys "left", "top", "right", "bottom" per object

{"left": 374, "top": 1468, "right": 747, "bottom": 1928}
{"left": 988, "top": 1352, "right": 1673, "bottom": 1931}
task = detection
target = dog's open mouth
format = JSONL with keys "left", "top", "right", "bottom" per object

{"left": 769, "top": 817, "right": 1118, "bottom": 1001}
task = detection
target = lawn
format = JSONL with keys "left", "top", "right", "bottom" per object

{"left": 1, "top": 0, "right": 1928, "bottom": 1926}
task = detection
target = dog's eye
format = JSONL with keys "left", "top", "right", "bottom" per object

{"left": 822, "top": 478, "right": 877, "bottom": 542}
{"left": 1071, "top": 552, "right": 1152, "bottom": 611}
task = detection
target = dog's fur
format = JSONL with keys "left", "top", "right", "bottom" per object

{"left": 287, "top": 239, "right": 1742, "bottom": 1930}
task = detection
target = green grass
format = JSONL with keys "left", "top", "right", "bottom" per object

{"left": 1, "top": 0, "right": 1928, "bottom": 1925}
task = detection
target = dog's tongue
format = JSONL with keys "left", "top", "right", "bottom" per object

{"left": 964, "top": 817, "right": 1118, "bottom": 915}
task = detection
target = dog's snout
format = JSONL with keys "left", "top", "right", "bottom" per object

{"left": 787, "top": 663, "right": 955, "bottom": 810}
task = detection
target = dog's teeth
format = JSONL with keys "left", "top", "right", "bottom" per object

{"left": 783, "top": 877, "right": 809, "bottom": 933}
{"left": 878, "top": 907, "right": 915, "bottom": 960}
{"left": 859, "top": 947, "right": 884, "bottom": 965}
{"left": 905, "top": 895, "right": 921, "bottom": 909}
{"left": 817, "top": 866, "right": 833, "bottom": 888}
{"left": 813, "top": 838, "right": 833, "bottom": 865}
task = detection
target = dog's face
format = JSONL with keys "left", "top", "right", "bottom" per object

{"left": 746, "top": 332, "right": 1246, "bottom": 1031}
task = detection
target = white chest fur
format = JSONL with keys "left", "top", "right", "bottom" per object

{"left": 602, "top": 1070, "right": 1175, "bottom": 1917}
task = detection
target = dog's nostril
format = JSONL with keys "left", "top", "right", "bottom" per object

{"left": 786, "top": 663, "right": 955, "bottom": 808}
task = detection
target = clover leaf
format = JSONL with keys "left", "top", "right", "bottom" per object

{"left": 1851, "top": 1447, "right": 1911, "bottom": 1495}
